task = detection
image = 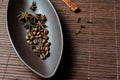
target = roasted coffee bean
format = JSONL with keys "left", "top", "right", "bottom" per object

{"left": 44, "top": 29, "right": 49, "bottom": 35}
{"left": 26, "top": 35, "right": 30, "bottom": 40}
{"left": 40, "top": 54, "right": 44, "bottom": 59}
{"left": 26, "top": 29, "right": 30, "bottom": 33}
{"left": 40, "top": 47, "right": 45, "bottom": 51}
{"left": 37, "top": 31, "right": 40, "bottom": 35}
{"left": 29, "top": 41, "right": 33, "bottom": 45}
{"left": 45, "top": 42, "right": 51, "bottom": 46}
{"left": 45, "top": 51, "right": 49, "bottom": 56}
{"left": 41, "top": 53, "right": 45, "bottom": 58}
{"left": 36, "top": 46, "right": 40, "bottom": 51}
{"left": 34, "top": 28, "right": 38, "bottom": 31}
{"left": 30, "top": 36, "right": 34, "bottom": 40}
{"left": 28, "top": 32, "right": 32, "bottom": 36}
{"left": 32, "top": 31, "right": 36, "bottom": 35}
{"left": 27, "top": 40, "right": 31, "bottom": 44}
{"left": 33, "top": 39, "right": 39, "bottom": 45}
{"left": 38, "top": 34, "right": 42, "bottom": 38}
{"left": 34, "top": 35, "right": 39, "bottom": 39}
{"left": 42, "top": 39, "right": 46, "bottom": 44}
{"left": 33, "top": 49, "right": 38, "bottom": 53}
{"left": 45, "top": 47, "right": 50, "bottom": 51}
{"left": 43, "top": 35, "right": 49, "bottom": 40}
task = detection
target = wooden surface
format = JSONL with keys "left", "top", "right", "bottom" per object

{"left": 0, "top": 0, "right": 120, "bottom": 80}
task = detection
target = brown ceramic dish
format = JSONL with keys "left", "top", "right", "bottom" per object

{"left": 7, "top": 0, "right": 63, "bottom": 78}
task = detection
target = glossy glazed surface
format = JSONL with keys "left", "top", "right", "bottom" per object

{"left": 7, "top": 0, "right": 63, "bottom": 78}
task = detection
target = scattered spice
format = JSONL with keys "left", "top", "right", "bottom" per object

{"left": 77, "top": 18, "right": 81, "bottom": 23}
{"left": 87, "top": 20, "right": 93, "bottom": 24}
{"left": 17, "top": 1, "right": 51, "bottom": 60}
{"left": 75, "top": 31, "right": 81, "bottom": 35}
{"left": 80, "top": 24, "right": 86, "bottom": 29}
{"left": 75, "top": 24, "right": 86, "bottom": 35}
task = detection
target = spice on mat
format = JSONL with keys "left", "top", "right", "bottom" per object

{"left": 75, "top": 31, "right": 81, "bottom": 35}
{"left": 17, "top": 1, "right": 51, "bottom": 60}
{"left": 77, "top": 18, "right": 81, "bottom": 23}
{"left": 80, "top": 24, "right": 86, "bottom": 29}
{"left": 62, "top": 0, "right": 80, "bottom": 13}
{"left": 75, "top": 24, "right": 86, "bottom": 35}
{"left": 87, "top": 20, "right": 93, "bottom": 24}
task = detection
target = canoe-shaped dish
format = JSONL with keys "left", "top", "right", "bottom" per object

{"left": 7, "top": 0, "right": 63, "bottom": 78}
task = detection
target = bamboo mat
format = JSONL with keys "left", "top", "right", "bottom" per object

{"left": 0, "top": 0, "right": 120, "bottom": 80}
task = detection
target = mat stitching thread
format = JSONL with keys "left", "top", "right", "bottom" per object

{"left": 114, "top": 0, "right": 119, "bottom": 80}
{"left": 88, "top": 0, "right": 93, "bottom": 80}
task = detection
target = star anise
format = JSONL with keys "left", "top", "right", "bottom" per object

{"left": 29, "top": 0, "right": 37, "bottom": 11}
{"left": 30, "top": 14, "right": 41, "bottom": 23}
{"left": 17, "top": 12, "right": 30, "bottom": 22}
{"left": 40, "top": 15, "right": 47, "bottom": 22}
{"left": 24, "top": 22, "right": 35, "bottom": 31}
{"left": 37, "top": 21, "right": 45, "bottom": 29}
